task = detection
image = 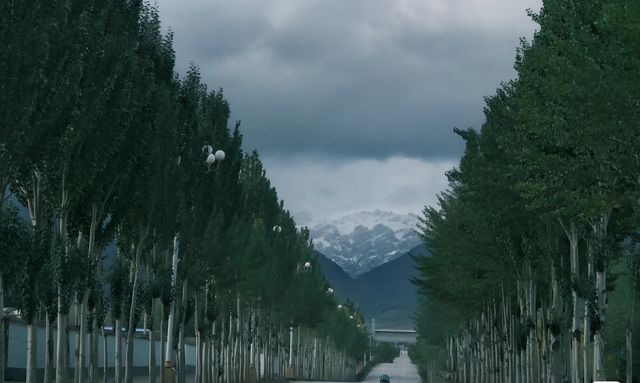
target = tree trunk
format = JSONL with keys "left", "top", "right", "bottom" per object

{"left": 160, "top": 301, "right": 166, "bottom": 383}
{"left": 296, "top": 326, "right": 300, "bottom": 379}
{"left": 592, "top": 214, "right": 609, "bottom": 381}
{"left": 125, "top": 240, "right": 144, "bottom": 383}
{"left": 527, "top": 270, "right": 537, "bottom": 383}
{"left": 79, "top": 291, "right": 89, "bottom": 383}
{"left": 26, "top": 323, "right": 37, "bottom": 383}
{"left": 115, "top": 318, "right": 122, "bottom": 383}
{"left": 149, "top": 301, "right": 157, "bottom": 383}
{"left": 501, "top": 289, "right": 509, "bottom": 383}
{"left": 103, "top": 330, "right": 108, "bottom": 383}
{"left": 626, "top": 324, "right": 632, "bottom": 383}
{"left": 75, "top": 300, "right": 81, "bottom": 383}
{"left": 74, "top": 205, "right": 96, "bottom": 383}
{"left": 583, "top": 246, "right": 593, "bottom": 383}
{"left": 56, "top": 184, "right": 70, "bottom": 383}
{"left": 178, "top": 279, "right": 188, "bottom": 383}
{"left": 563, "top": 220, "right": 581, "bottom": 383}
{"left": 164, "top": 234, "right": 179, "bottom": 378}
{"left": 148, "top": 299, "right": 156, "bottom": 383}
{"left": 0, "top": 275, "right": 5, "bottom": 383}
{"left": 45, "top": 314, "right": 54, "bottom": 383}
{"left": 56, "top": 295, "right": 68, "bottom": 383}
{"left": 204, "top": 331, "right": 208, "bottom": 383}
{"left": 90, "top": 321, "right": 98, "bottom": 383}
{"left": 87, "top": 205, "right": 99, "bottom": 383}
{"left": 195, "top": 296, "right": 200, "bottom": 383}
{"left": 548, "top": 265, "right": 562, "bottom": 383}
{"left": 627, "top": 272, "right": 637, "bottom": 383}
{"left": 592, "top": 268, "right": 606, "bottom": 380}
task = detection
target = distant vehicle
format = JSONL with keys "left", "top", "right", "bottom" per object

{"left": 380, "top": 374, "right": 390, "bottom": 383}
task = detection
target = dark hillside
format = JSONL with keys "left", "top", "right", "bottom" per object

{"left": 315, "top": 244, "right": 430, "bottom": 328}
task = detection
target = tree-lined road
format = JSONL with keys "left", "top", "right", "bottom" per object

{"left": 361, "top": 352, "right": 421, "bottom": 383}
{"left": 294, "top": 351, "right": 441, "bottom": 383}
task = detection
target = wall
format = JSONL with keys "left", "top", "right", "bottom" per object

{"left": 5, "top": 318, "right": 195, "bottom": 369}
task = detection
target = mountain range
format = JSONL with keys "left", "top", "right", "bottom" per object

{"left": 297, "top": 210, "right": 422, "bottom": 277}
{"left": 6, "top": 195, "right": 425, "bottom": 328}
{"left": 315, "top": 243, "right": 429, "bottom": 329}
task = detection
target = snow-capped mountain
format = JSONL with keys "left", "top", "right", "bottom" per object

{"left": 295, "top": 210, "right": 422, "bottom": 277}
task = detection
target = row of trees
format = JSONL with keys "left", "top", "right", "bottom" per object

{"left": 0, "top": 1, "right": 368, "bottom": 383}
{"left": 412, "top": 1, "right": 640, "bottom": 382}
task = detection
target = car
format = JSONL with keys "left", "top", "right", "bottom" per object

{"left": 380, "top": 374, "right": 390, "bottom": 383}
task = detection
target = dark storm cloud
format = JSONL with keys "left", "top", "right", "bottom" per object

{"left": 157, "top": 0, "right": 541, "bottom": 160}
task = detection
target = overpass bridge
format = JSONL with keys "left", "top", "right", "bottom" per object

{"left": 373, "top": 328, "right": 417, "bottom": 344}
{"left": 370, "top": 319, "right": 417, "bottom": 345}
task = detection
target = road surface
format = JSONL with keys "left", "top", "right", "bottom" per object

{"left": 294, "top": 350, "right": 446, "bottom": 383}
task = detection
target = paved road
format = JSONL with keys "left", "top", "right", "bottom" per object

{"left": 293, "top": 350, "right": 445, "bottom": 383}
{"left": 361, "top": 352, "right": 421, "bottom": 383}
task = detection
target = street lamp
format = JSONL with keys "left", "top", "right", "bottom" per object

{"left": 203, "top": 145, "right": 225, "bottom": 172}
{"left": 164, "top": 145, "right": 225, "bottom": 383}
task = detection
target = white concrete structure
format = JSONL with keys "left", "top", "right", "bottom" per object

{"left": 4, "top": 318, "right": 195, "bottom": 377}
{"left": 373, "top": 329, "right": 417, "bottom": 345}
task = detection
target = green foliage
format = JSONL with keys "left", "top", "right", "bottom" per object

{"left": 0, "top": 0, "right": 366, "bottom": 364}
{"left": 0, "top": 206, "right": 32, "bottom": 306}
{"left": 374, "top": 342, "right": 400, "bottom": 363}
{"left": 413, "top": 0, "right": 640, "bottom": 377}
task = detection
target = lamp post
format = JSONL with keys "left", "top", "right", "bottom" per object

{"left": 370, "top": 318, "right": 375, "bottom": 363}
{"left": 163, "top": 145, "right": 224, "bottom": 383}
{"left": 287, "top": 326, "right": 294, "bottom": 379}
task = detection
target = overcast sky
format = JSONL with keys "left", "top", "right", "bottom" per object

{"left": 156, "top": 0, "right": 542, "bottom": 221}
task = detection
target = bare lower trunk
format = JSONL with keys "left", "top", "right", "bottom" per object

{"left": 164, "top": 234, "right": 179, "bottom": 376}
{"left": 626, "top": 324, "right": 633, "bottom": 383}
{"left": 178, "top": 323, "right": 185, "bottom": 383}
{"left": 90, "top": 322, "right": 98, "bottom": 383}
{"left": 592, "top": 215, "right": 609, "bottom": 381}
{"left": 56, "top": 185, "right": 70, "bottom": 383}
{"left": 583, "top": 251, "right": 593, "bottom": 383}
{"left": 87, "top": 205, "right": 99, "bottom": 383}
{"left": 178, "top": 279, "right": 188, "bottom": 383}
{"left": 73, "top": 301, "right": 80, "bottom": 383}
{"left": 26, "top": 323, "right": 37, "bottom": 383}
{"left": 205, "top": 333, "right": 211, "bottom": 383}
{"left": 45, "top": 314, "right": 54, "bottom": 383}
{"left": 79, "top": 291, "right": 89, "bottom": 383}
{"left": 592, "top": 269, "right": 606, "bottom": 380}
{"left": 627, "top": 274, "right": 637, "bottom": 383}
{"left": 527, "top": 271, "right": 537, "bottom": 383}
{"left": 548, "top": 265, "right": 562, "bottom": 383}
{"left": 103, "top": 331, "right": 108, "bottom": 383}
{"left": 149, "top": 301, "right": 156, "bottom": 383}
{"left": 160, "top": 302, "right": 166, "bottom": 383}
{"left": 195, "top": 296, "right": 200, "bottom": 383}
{"left": 564, "top": 221, "right": 581, "bottom": 383}
{"left": 125, "top": 235, "right": 146, "bottom": 383}
{"left": 115, "top": 319, "right": 122, "bottom": 383}
{"left": 56, "top": 300, "right": 67, "bottom": 383}
{"left": 0, "top": 275, "right": 5, "bottom": 383}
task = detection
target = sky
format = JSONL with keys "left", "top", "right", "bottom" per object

{"left": 156, "top": 0, "right": 542, "bottom": 221}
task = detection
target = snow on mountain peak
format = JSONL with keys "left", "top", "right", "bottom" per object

{"left": 297, "top": 210, "right": 422, "bottom": 277}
